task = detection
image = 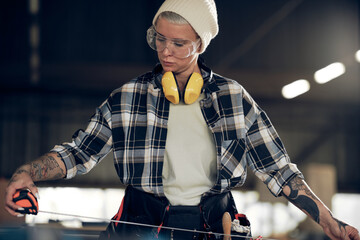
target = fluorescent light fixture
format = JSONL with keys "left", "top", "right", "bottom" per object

{"left": 282, "top": 79, "right": 310, "bottom": 99}
{"left": 314, "top": 62, "right": 345, "bottom": 84}
{"left": 356, "top": 50, "right": 360, "bottom": 63}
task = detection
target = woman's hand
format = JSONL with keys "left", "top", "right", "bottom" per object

{"left": 5, "top": 165, "right": 39, "bottom": 216}
{"left": 4, "top": 152, "right": 66, "bottom": 216}
{"left": 322, "top": 217, "right": 360, "bottom": 240}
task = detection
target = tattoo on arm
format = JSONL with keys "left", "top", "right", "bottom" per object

{"left": 282, "top": 176, "right": 320, "bottom": 223}
{"left": 283, "top": 177, "right": 353, "bottom": 237}
{"left": 30, "top": 153, "right": 65, "bottom": 181}
{"left": 330, "top": 211, "right": 348, "bottom": 239}
{"left": 8, "top": 153, "right": 65, "bottom": 187}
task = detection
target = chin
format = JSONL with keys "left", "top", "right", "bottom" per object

{"left": 162, "top": 67, "right": 175, "bottom": 73}
{"left": 159, "top": 55, "right": 177, "bottom": 67}
{"left": 160, "top": 63, "right": 176, "bottom": 72}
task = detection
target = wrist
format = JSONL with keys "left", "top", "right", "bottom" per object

{"left": 318, "top": 207, "right": 335, "bottom": 229}
{"left": 18, "top": 164, "right": 31, "bottom": 172}
{"left": 12, "top": 164, "right": 31, "bottom": 179}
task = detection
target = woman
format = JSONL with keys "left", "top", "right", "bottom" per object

{"left": 5, "top": 0, "right": 360, "bottom": 239}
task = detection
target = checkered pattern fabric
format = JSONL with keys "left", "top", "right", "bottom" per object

{"left": 52, "top": 64, "right": 303, "bottom": 197}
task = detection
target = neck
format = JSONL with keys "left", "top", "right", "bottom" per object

{"left": 175, "top": 63, "right": 201, "bottom": 92}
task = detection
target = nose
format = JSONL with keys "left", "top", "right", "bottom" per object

{"left": 162, "top": 45, "right": 172, "bottom": 56}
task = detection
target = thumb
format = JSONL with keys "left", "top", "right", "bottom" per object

{"left": 27, "top": 183, "right": 40, "bottom": 200}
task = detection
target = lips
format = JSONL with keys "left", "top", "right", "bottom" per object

{"left": 162, "top": 60, "right": 174, "bottom": 66}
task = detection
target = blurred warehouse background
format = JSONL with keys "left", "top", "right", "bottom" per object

{"left": 0, "top": 0, "right": 359, "bottom": 239}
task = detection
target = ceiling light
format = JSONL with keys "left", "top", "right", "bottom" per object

{"left": 282, "top": 79, "right": 310, "bottom": 99}
{"left": 356, "top": 50, "right": 360, "bottom": 63}
{"left": 314, "top": 62, "right": 345, "bottom": 84}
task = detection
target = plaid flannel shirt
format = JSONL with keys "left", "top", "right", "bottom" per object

{"left": 52, "top": 63, "right": 303, "bottom": 197}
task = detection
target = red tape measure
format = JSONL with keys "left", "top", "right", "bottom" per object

{"left": 12, "top": 189, "right": 39, "bottom": 215}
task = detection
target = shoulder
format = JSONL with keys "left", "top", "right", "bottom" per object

{"left": 109, "top": 71, "right": 155, "bottom": 97}
{"left": 211, "top": 72, "right": 261, "bottom": 115}
{"left": 211, "top": 73, "right": 251, "bottom": 98}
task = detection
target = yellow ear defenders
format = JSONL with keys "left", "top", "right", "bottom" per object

{"left": 161, "top": 72, "right": 204, "bottom": 105}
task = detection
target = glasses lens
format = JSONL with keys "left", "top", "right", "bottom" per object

{"left": 165, "top": 39, "right": 193, "bottom": 58}
{"left": 146, "top": 26, "right": 198, "bottom": 59}
{"left": 146, "top": 27, "right": 157, "bottom": 51}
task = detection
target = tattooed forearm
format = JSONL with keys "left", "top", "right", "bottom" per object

{"left": 29, "top": 153, "right": 65, "bottom": 181}
{"left": 282, "top": 176, "right": 320, "bottom": 223}
{"left": 9, "top": 153, "right": 66, "bottom": 184}
{"left": 283, "top": 177, "right": 359, "bottom": 239}
{"left": 287, "top": 176, "right": 317, "bottom": 199}
{"left": 289, "top": 195, "right": 320, "bottom": 223}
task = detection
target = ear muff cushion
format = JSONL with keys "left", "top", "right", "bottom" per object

{"left": 184, "top": 72, "right": 204, "bottom": 105}
{"left": 162, "top": 72, "right": 180, "bottom": 104}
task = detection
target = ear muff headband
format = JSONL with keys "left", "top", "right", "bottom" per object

{"left": 161, "top": 72, "right": 204, "bottom": 104}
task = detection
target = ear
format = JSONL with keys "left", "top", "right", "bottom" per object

{"left": 197, "top": 42, "right": 202, "bottom": 53}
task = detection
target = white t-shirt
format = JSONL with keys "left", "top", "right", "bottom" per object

{"left": 162, "top": 94, "right": 217, "bottom": 206}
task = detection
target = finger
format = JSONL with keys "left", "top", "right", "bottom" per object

{"left": 27, "top": 183, "right": 40, "bottom": 200}
{"left": 5, "top": 199, "right": 23, "bottom": 214}
{"left": 4, "top": 205, "right": 22, "bottom": 217}
{"left": 5, "top": 200, "right": 22, "bottom": 212}
{"left": 348, "top": 227, "right": 360, "bottom": 240}
{"left": 4, "top": 188, "right": 22, "bottom": 212}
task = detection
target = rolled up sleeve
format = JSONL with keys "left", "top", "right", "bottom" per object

{"left": 51, "top": 100, "right": 113, "bottom": 179}
{"left": 245, "top": 111, "right": 303, "bottom": 196}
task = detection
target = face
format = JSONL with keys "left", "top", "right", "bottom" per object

{"left": 155, "top": 17, "right": 201, "bottom": 75}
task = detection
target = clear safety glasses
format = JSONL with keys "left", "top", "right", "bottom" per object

{"left": 146, "top": 26, "right": 201, "bottom": 59}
